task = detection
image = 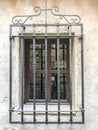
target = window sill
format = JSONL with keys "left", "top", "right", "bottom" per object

{"left": 25, "top": 101, "right": 69, "bottom": 105}
{"left": 19, "top": 103, "right": 76, "bottom": 116}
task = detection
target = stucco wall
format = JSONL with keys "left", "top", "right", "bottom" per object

{"left": 0, "top": 0, "right": 98, "bottom": 129}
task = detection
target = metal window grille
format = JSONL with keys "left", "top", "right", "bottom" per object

{"left": 9, "top": 0, "right": 84, "bottom": 124}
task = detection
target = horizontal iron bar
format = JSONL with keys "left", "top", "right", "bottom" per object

{"left": 9, "top": 109, "right": 84, "bottom": 112}
{"left": 10, "top": 35, "right": 83, "bottom": 38}
{"left": 10, "top": 121, "right": 84, "bottom": 124}
{"left": 10, "top": 23, "right": 83, "bottom": 27}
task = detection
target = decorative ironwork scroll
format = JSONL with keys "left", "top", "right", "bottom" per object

{"left": 51, "top": 6, "right": 81, "bottom": 24}
{"left": 12, "top": 6, "right": 42, "bottom": 25}
{"left": 12, "top": 3, "right": 81, "bottom": 25}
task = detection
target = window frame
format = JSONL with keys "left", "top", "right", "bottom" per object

{"left": 24, "top": 35, "right": 70, "bottom": 103}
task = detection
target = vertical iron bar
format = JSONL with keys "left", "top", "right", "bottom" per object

{"left": 81, "top": 24, "right": 84, "bottom": 123}
{"left": 63, "top": 44, "right": 66, "bottom": 99}
{"left": 45, "top": 0, "right": 47, "bottom": 24}
{"left": 41, "top": 44, "right": 43, "bottom": 99}
{"left": 45, "top": 38, "right": 48, "bottom": 123}
{"left": 33, "top": 24, "right": 36, "bottom": 123}
{"left": 55, "top": 41, "right": 57, "bottom": 61}
{"left": 21, "top": 26, "right": 24, "bottom": 124}
{"left": 69, "top": 25, "right": 73, "bottom": 123}
{"left": 9, "top": 25, "right": 12, "bottom": 123}
{"left": 45, "top": 0, "right": 48, "bottom": 122}
{"left": 45, "top": 0, "right": 48, "bottom": 123}
{"left": 45, "top": 25, "right": 48, "bottom": 124}
{"left": 63, "top": 73, "right": 66, "bottom": 99}
{"left": 57, "top": 24, "right": 60, "bottom": 123}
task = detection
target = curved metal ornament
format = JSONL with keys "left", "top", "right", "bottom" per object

{"left": 12, "top": 6, "right": 41, "bottom": 25}
{"left": 12, "top": 5, "right": 81, "bottom": 25}
{"left": 51, "top": 6, "right": 81, "bottom": 24}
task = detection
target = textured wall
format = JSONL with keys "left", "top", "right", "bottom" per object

{"left": 0, "top": 0, "right": 98, "bottom": 129}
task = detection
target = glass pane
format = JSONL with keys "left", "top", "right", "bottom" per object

{"left": 50, "top": 39, "right": 69, "bottom": 100}
{"left": 51, "top": 74, "right": 66, "bottom": 99}
{"left": 30, "top": 73, "right": 45, "bottom": 99}
{"left": 50, "top": 40, "right": 57, "bottom": 70}
{"left": 60, "top": 39, "right": 68, "bottom": 70}
{"left": 29, "top": 40, "right": 45, "bottom": 99}
{"left": 51, "top": 74, "right": 57, "bottom": 99}
{"left": 36, "top": 43, "right": 45, "bottom": 70}
{"left": 60, "top": 73, "right": 66, "bottom": 99}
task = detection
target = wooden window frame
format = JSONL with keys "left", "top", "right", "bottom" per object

{"left": 24, "top": 37, "right": 70, "bottom": 103}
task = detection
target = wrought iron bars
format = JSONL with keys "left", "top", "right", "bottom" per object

{"left": 9, "top": 23, "right": 84, "bottom": 124}
{"left": 9, "top": 25, "right": 12, "bottom": 123}
{"left": 33, "top": 24, "right": 36, "bottom": 123}
{"left": 68, "top": 25, "right": 73, "bottom": 123}
{"left": 20, "top": 27, "right": 25, "bottom": 124}
{"left": 57, "top": 24, "right": 60, "bottom": 123}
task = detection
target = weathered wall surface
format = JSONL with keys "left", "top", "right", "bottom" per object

{"left": 0, "top": 0, "right": 98, "bottom": 129}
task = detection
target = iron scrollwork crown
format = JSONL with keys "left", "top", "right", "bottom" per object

{"left": 12, "top": 6, "right": 81, "bottom": 25}
{"left": 12, "top": 6, "right": 41, "bottom": 25}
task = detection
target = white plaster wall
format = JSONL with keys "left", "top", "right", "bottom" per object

{"left": 0, "top": 0, "right": 98, "bottom": 129}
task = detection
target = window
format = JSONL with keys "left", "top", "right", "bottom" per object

{"left": 9, "top": 3, "right": 84, "bottom": 124}
{"left": 24, "top": 38, "right": 69, "bottom": 103}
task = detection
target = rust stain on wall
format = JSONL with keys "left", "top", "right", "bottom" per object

{"left": 50, "top": 0, "right": 59, "bottom": 5}
{"left": 73, "top": 0, "right": 98, "bottom": 14}
{"left": 28, "top": 0, "right": 39, "bottom": 6}
{"left": 49, "top": 0, "right": 84, "bottom": 12}
{"left": 72, "top": 0, "right": 83, "bottom": 7}
{"left": 0, "top": 0, "right": 18, "bottom": 12}
{"left": 0, "top": 0, "right": 98, "bottom": 17}
{"left": 8, "top": 0, "right": 17, "bottom": 8}
{"left": 50, "top": 0, "right": 83, "bottom": 7}
{"left": 86, "top": 0, "right": 98, "bottom": 14}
